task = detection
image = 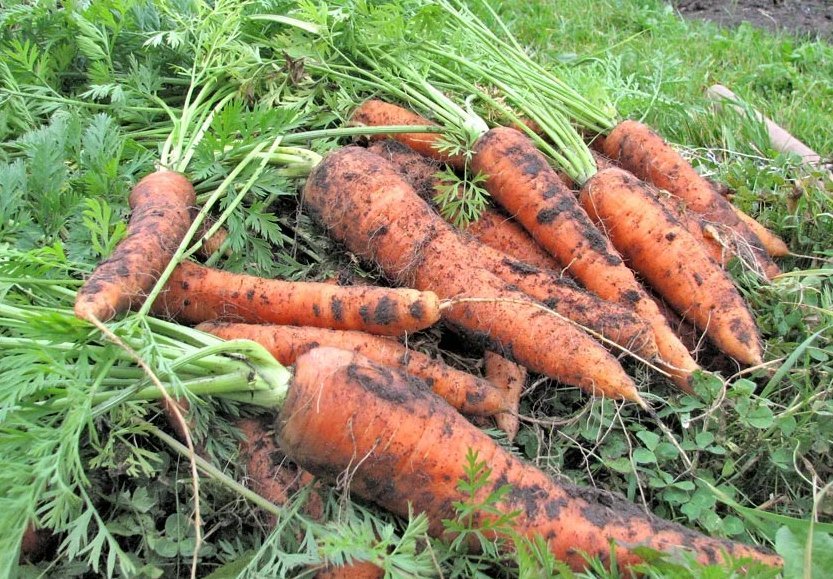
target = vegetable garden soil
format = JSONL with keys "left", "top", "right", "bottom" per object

{"left": 672, "top": 0, "right": 833, "bottom": 39}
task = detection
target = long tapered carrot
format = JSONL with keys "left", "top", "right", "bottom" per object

{"left": 303, "top": 146, "right": 643, "bottom": 405}
{"left": 580, "top": 168, "right": 764, "bottom": 366}
{"left": 350, "top": 100, "right": 465, "bottom": 169}
{"left": 471, "top": 127, "right": 699, "bottom": 390}
{"left": 368, "top": 139, "right": 657, "bottom": 359}
{"left": 150, "top": 261, "right": 440, "bottom": 336}
{"left": 280, "top": 347, "right": 782, "bottom": 572}
{"left": 75, "top": 170, "right": 196, "bottom": 322}
{"left": 197, "top": 322, "right": 508, "bottom": 416}
{"left": 368, "top": 139, "right": 561, "bottom": 270}
{"left": 601, "top": 120, "right": 782, "bottom": 279}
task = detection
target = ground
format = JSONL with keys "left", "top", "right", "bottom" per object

{"left": 673, "top": 0, "right": 833, "bottom": 39}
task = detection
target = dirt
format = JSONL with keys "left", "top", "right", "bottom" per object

{"left": 672, "top": 0, "right": 833, "bottom": 40}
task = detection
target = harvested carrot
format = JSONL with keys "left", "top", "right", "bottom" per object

{"left": 601, "top": 120, "right": 781, "bottom": 279}
{"left": 351, "top": 100, "right": 465, "bottom": 169}
{"left": 197, "top": 322, "right": 508, "bottom": 416}
{"left": 580, "top": 168, "right": 764, "bottom": 366}
{"left": 370, "top": 139, "right": 657, "bottom": 359}
{"left": 484, "top": 351, "right": 526, "bottom": 441}
{"left": 652, "top": 189, "right": 731, "bottom": 267}
{"left": 189, "top": 210, "right": 230, "bottom": 259}
{"left": 303, "top": 146, "right": 643, "bottom": 405}
{"left": 150, "top": 261, "right": 440, "bottom": 336}
{"left": 314, "top": 562, "right": 384, "bottom": 579}
{"left": 471, "top": 127, "right": 699, "bottom": 391}
{"left": 731, "top": 205, "right": 789, "bottom": 257}
{"left": 75, "top": 170, "right": 196, "bottom": 322}
{"left": 279, "top": 347, "right": 783, "bottom": 572}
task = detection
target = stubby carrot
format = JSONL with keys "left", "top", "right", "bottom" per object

{"left": 484, "top": 351, "right": 526, "bottom": 441}
{"left": 471, "top": 127, "right": 699, "bottom": 391}
{"left": 351, "top": 100, "right": 465, "bottom": 169}
{"left": 197, "top": 322, "right": 509, "bottom": 416}
{"left": 303, "top": 146, "right": 644, "bottom": 405}
{"left": 369, "top": 139, "right": 657, "bottom": 359}
{"left": 580, "top": 168, "right": 764, "bottom": 366}
{"left": 279, "top": 347, "right": 783, "bottom": 572}
{"left": 150, "top": 261, "right": 440, "bottom": 336}
{"left": 601, "top": 120, "right": 781, "bottom": 279}
{"left": 75, "top": 170, "right": 195, "bottom": 322}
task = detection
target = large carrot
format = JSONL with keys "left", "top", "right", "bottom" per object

{"left": 579, "top": 168, "right": 764, "bottom": 366}
{"left": 601, "top": 120, "right": 781, "bottom": 279}
{"left": 367, "top": 139, "right": 561, "bottom": 271}
{"left": 368, "top": 139, "right": 657, "bottom": 359}
{"left": 351, "top": 100, "right": 465, "bottom": 169}
{"left": 279, "top": 347, "right": 782, "bottom": 572}
{"left": 303, "top": 146, "right": 643, "bottom": 405}
{"left": 75, "top": 171, "right": 195, "bottom": 322}
{"left": 197, "top": 322, "right": 508, "bottom": 416}
{"left": 150, "top": 261, "right": 440, "bottom": 336}
{"left": 471, "top": 127, "right": 699, "bottom": 390}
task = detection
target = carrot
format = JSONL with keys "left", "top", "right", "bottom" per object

{"left": 279, "top": 347, "right": 782, "bottom": 572}
{"left": 484, "top": 351, "right": 526, "bottom": 441}
{"left": 314, "top": 562, "right": 384, "bottom": 579}
{"left": 350, "top": 100, "right": 465, "bottom": 169}
{"left": 197, "top": 322, "right": 508, "bottom": 416}
{"left": 579, "top": 168, "right": 764, "bottom": 366}
{"left": 369, "top": 139, "right": 657, "bottom": 359}
{"left": 189, "top": 210, "right": 230, "bottom": 259}
{"left": 303, "top": 146, "right": 643, "bottom": 405}
{"left": 652, "top": 188, "right": 731, "bottom": 267}
{"left": 74, "top": 170, "right": 196, "bottom": 322}
{"left": 601, "top": 120, "right": 781, "bottom": 279}
{"left": 471, "top": 127, "right": 699, "bottom": 391}
{"left": 731, "top": 205, "right": 789, "bottom": 257}
{"left": 367, "top": 138, "right": 561, "bottom": 270}
{"left": 150, "top": 261, "right": 440, "bottom": 336}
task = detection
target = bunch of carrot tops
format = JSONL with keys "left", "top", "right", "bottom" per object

{"left": 2, "top": 0, "right": 832, "bottom": 576}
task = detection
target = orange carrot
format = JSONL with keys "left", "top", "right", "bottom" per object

{"left": 350, "top": 100, "right": 465, "bottom": 169}
{"left": 369, "top": 139, "right": 657, "bottom": 359}
{"left": 303, "top": 146, "right": 643, "bottom": 405}
{"left": 601, "top": 120, "right": 781, "bottom": 279}
{"left": 484, "top": 351, "right": 526, "bottom": 441}
{"left": 314, "top": 562, "right": 384, "bottom": 579}
{"left": 75, "top": 171, "right": 196, "bottom": 322}
{"left": 472, "top": 127, "right": 699, "bottom": 391}
{"left": 150, "top": 261, "right": 440, "bottom": 336}
{"left": 197, "top": 322, "right": 508, "bottom": 416}
{"left": 579, "top": 168, "right": 764, "bottom": 366}
{"left": 189, "top": 210, "right": 230, "bottom": 259}
{"left": 731, "top": 205, "right": 789, "bottom": 257}
{"left": 280, "top": 347, "right": 782, "bottom": 572}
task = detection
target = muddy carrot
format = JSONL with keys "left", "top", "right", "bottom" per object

{"left": 150, "top": 261, "right": 440, "bottom": 336}
{"left": 75, "top": 171, "right": 196, "bottom": 322}
{"left": 579, "top": 168, "right": 764, "bottom": 366}
{"left": 279, "top": 347, "right": 783, "bottom": 572}
{"left": 485, "top": 351, "right": 526, "bottom": 441}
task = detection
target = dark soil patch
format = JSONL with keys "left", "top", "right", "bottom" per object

{"left": 672, "top": 0, "right": 833, "bottom": 40}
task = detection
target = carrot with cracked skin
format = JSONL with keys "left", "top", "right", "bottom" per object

{"left": 369, "top": 139, "right": 658, "bottom": 359}
{"left": 280, "top": 347, "right": 783, "bottom": 572}
{"left": 484, "top": 351, "right": 526, "bottom": 441}
{"left": 350, "top": 100, "right": 465, "bottom": 169}
{"left": 197, "top": 322, "right": 508, "bottom": 416}
{"left": 580, "top": 168, "right": 764, "bottom": 366}
{"left": 303, "top": 146, "right": 643, "bottom": 405}
{"left": 471, "top": 127, "right": 699, "bottom": 391}
{"left": 150, "top": 261, "right": 440, "bottom": 336}
{"left": 601, "top": 120, "right": 781, "bottom": 279}
{"left": 75, "top": 170, "right": 195, "bottom": 322}
{"left": 368, "top": 139, "right": 561, "bottom": 271}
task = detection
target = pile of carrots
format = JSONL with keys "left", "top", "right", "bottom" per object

{"left": 69, "top": 97, "right": 789, "bottom": 573}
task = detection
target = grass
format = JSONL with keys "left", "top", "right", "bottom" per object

{"left": 3, "top": 0, "right": 832, "bottom": 577}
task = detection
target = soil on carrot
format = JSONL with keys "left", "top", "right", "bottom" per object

{"left": 672, "top": 0, "right": 833, "bottom": 39}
